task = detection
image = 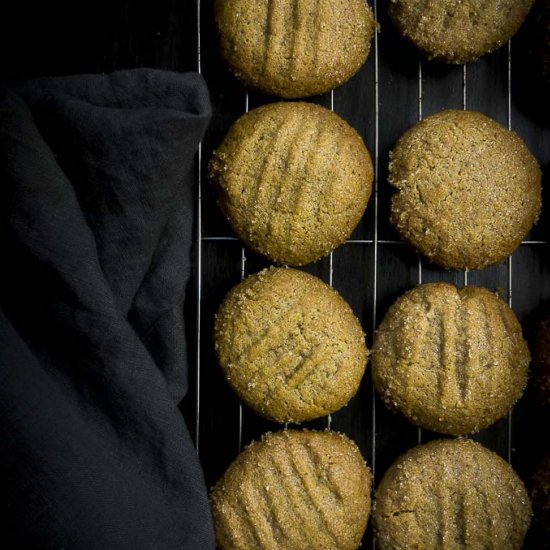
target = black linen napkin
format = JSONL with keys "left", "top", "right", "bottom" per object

{"left": 0, "top": 69, "right": 214, "bottom": 549}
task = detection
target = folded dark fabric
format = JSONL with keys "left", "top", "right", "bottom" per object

{"left": 0, "top": 69, "right": 214, "bottom": 549}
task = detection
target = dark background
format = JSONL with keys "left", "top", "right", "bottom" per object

{"left": 2, "top": 1, "right": 549, "bottom": 547}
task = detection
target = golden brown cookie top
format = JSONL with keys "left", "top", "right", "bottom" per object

{"left": 373, "top": 438, "right": 532, "bottom": 550}
{"left": 214, "top": 267, "right": 368, "bottom": 423}
{"left": 389, "top": 0, "right": 534, "bottom": 63}
{"left": 211, "top": 429, "right": 372, "bottom": 550}
{"left": 389, "top": 109, "right": 541, "bottom": 270}
{"left": 215, "top": 0, "right": 376, "bottom": 98}
{"left": 209, "top": 101, "right": 373, "bottom": 266}
{"left": 371, "top": 283, "right": 530, "bottom": 435}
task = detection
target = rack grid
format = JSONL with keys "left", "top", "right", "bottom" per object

{"left": 192, "top": 1, "right": 550, "bottom": 547}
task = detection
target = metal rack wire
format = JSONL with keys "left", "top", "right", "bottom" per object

{"left": 194, "top": 0, "right": 549, "bottom": 546}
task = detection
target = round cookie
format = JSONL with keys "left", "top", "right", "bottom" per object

{"left": 373, "top": 438, "right": 532, "bottom": 550}
{"left": 209, "top": 102, "right": 373, "bottom": 266}
{"left": 534, "top": 316, "right": 550, "bottom": 406}
{"left": 371, "top": 283, "right": 530, "bottom": 435}
{"left": 533, "top": 453, "right": 550, "bottom": 541}
{"left": 388, "top": 0, "right": 534, "bottom": 63}
{"left": 211, "top": 430, "right": 372, "bottom": 550}
{"left": 389, "top": 110, "right": 541, "bottom": 270}
{"left": 215, "top": 0, "right": 376, "bottom": 98}
{"left": 214, "top": 267, "right": 367, "bottom": 423}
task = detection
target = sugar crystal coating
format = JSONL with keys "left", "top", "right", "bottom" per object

{"left": 371, "top": 282, "right": 530, "bottom": 435}
{"left": 215, "top": 267, "right": 368, "bottom": 423}
{"left": 389, "top": 110, "right": 541, "bottom": 270}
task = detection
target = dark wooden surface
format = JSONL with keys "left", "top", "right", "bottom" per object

{"left": 3, "top": 1, "right": 549, "bottom": 547}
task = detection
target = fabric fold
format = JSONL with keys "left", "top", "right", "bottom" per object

{"left": 0, "top": 68, "right": 214, "bottom": 549}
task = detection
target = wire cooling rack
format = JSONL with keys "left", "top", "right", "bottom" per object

{"left": 190, "top": 1, "right": 550, "bottom": 547}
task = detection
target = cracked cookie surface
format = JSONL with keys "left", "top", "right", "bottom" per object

{"left": 214, "top": 267, "right": 367, "bottom": 423}
{"left": 211, "top": 429, "right": 372, "bottom": 550}
{"left": 209, "top": 101, "right": 373, "bottom": 266}
{"left": 389, "top": 109, "right": 541, "bottom": 270}
{"left": 389, "top": 0, "right": 534, "bottom": 63}
{"left": 371, "top": 283, "right": 530, "bottom": 435}
{"left": 215, "top": 0, "right": 376, "bottom": 98}
{"left": 373, "top": 438, "right": 532, "bottom": 550}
